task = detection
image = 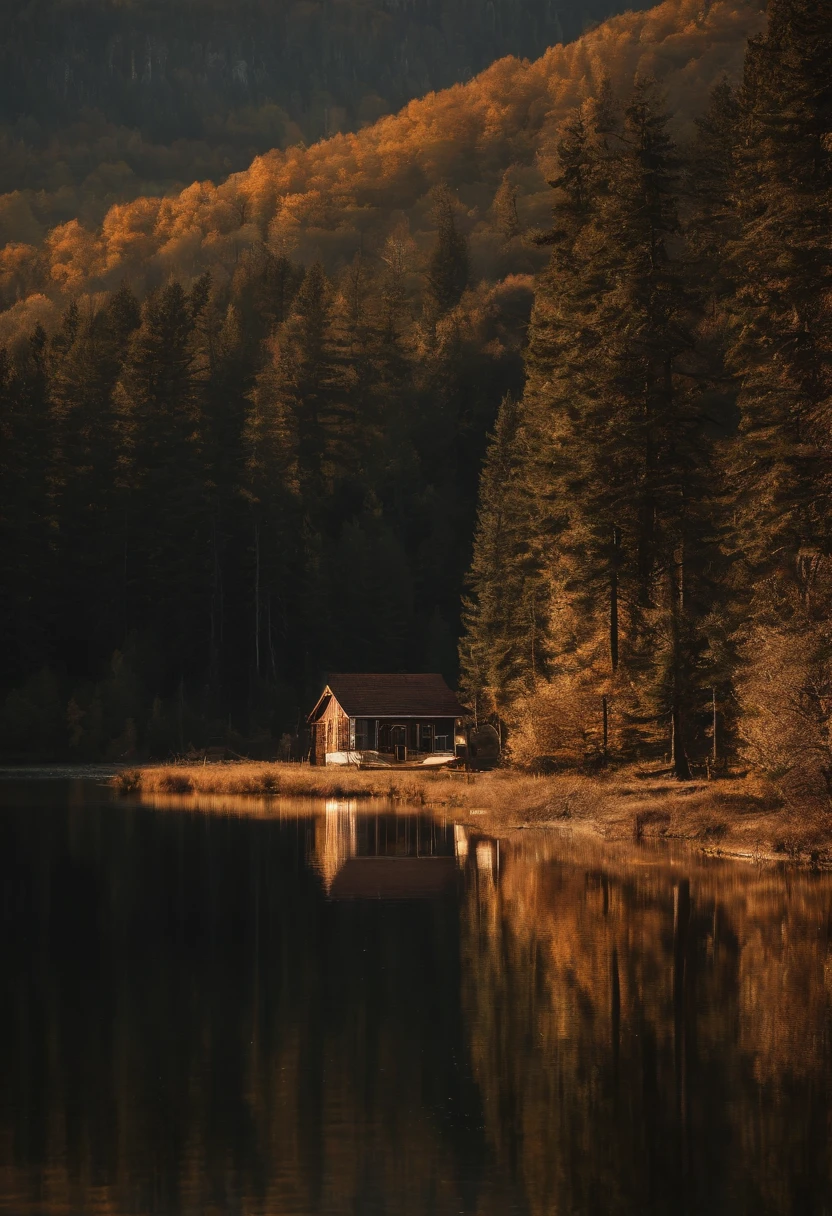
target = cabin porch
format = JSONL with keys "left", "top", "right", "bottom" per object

{"left": 322, "top": 717, "right": 463, "bottom": 765}
{"left": 359, "top": 717, "right": 457, "bottom": 758}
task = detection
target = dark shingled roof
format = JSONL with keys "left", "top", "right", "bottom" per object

{"left": 322, "top": 673, "right": 467, "bottom": 718}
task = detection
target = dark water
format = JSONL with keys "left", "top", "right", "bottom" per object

{"left": 1, "top": 778, "right": 831, "bottom": 1215}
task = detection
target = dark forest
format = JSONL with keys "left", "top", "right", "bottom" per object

{"left": 1, "top": 0, "right": 831, "bottom": 797}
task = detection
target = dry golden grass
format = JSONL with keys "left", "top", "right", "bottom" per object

{"left": 113, "top": 762, "right": 604, "bottom": 815}
{"left": 116, "top": 761, "right": 475, "bottom": 804}
{"left": 114, "top": 762, "right": 832, "bottom": 865}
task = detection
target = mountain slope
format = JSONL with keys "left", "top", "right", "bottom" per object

{"left": 0, "top": 0, "right": 766, "bottom": 342}
{"left": 0, "top": 0, "right": 653, "bottom": 232}
{"left": 0, "top": 1, "right": 650, "bottom": 151}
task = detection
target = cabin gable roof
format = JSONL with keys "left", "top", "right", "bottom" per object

{"left": 309, "top": 673, "right": 466, "bottom": 720}
{"left": 307, "top": 690, "right": 333, "bottom": 723}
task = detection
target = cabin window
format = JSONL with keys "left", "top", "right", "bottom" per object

{"left": 391, "top": 725, "right": 406, "bottom": 747}
{"left": 420, "top": 723, "right": 433, "bottom": 752}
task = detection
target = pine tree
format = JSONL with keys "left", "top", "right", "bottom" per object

{"left": 726, "top": 0, "right": 832, "bottom": 568}
{"left": 475, "top": 82, "right": 725, "bottom": 773}
{"left": 1, "top": 327, "right": 54, "bottom": 678}
{"left": 459, "top": 393, "right": 528, "bottom": 720}
{"left": 492, "top": 169, "right": 521, "bottom": 242}
{"left": 0, "top": 346, "right": 35, "bottom": 683}
{"left": 114, "top": 281, "right": 212, "bottom": 688}
{"left": 565, "top": 78, "right": 722, "bottom": 776}
{"left": 244, "top": 319, "right": 302, "bottom": 684}
{"left": 47, "top": 295, "right": 138, "bottom": 673}
{"left": 688, "top": 78, "right": 741, "bottom": 306}
{"left": 264, "top": 263, "right": 336, "bottom": 494}
{"left": 425, "top": 185, "right": 470, "bottom": 320}
{"left": 721, "top": 0, "right": 832, "bottom": 793}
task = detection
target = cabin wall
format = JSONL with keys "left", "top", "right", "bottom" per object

{"left": 311, "top": 695, "right": 350, "bottom": 764}
{"left": 310, "top": 689, "right": 465, "bottom": 764}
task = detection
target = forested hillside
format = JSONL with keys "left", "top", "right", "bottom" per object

{"left": 5, "top": 0, "right": 811, "bottom": 772}
{"left": 0, "top": 0, "right": 647, "bottom": 236}
{"left": 461, "top": 0, "right": 832, "bottom": 799}
{"left": 0, "top": 0, "right": 763, "bottom": 340}
{"left": 1, "top": 216, "right": 531, "bottom": 759}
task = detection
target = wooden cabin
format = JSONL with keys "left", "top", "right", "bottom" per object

{"left": 307, "top": 673, "right": 468, "bottom": 766}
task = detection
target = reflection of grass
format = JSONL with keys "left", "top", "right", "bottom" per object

{"left": 114, "top": 762, "right": 602, "bottom": 814}
{"left": 114, "top": 763, "right": 832, "bottom": 865}
{"left": 115, "top": 762, "right": 471, "bottom": 804}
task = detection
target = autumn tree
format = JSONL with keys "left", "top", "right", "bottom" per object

{"left": 723, "top": 0, "right": 832, "bottom": 796}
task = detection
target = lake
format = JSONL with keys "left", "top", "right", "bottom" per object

{"left": 0, "top": 775, "right": 830, "bottom": 1215}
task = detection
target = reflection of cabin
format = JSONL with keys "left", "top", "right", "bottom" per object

{"left": 307, "top": 673, "right": 468, "bottom": 766}
{"left": 312, "top": 805, "right": 458, "bottom": 899}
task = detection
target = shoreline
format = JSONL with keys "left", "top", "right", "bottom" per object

{"left": 114, "top": 762, "right": 832, "bottom": 868}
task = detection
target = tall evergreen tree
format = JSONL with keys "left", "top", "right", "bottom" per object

{"left": 3, "top": 327, "right": 53, "bottom": 678}
{"left": 461, "top": 82, "right": 726, "bottom": 773}
{"left": 114, "top": 281, "right": 212, "bottom": 688}
{"left": 721, "top": 0, "right": 832, "bottom": 793}
{"left": 47, "top": 290, "right": 140, "bottom": 671}
{"left": 726, "top": 0, "right": 832, "bottom": 568}
{"left": 425, "top": 185, "right": 470, "bottom": 320}
{"left": 459, "top": 393, "right": 530, "bottom": 721}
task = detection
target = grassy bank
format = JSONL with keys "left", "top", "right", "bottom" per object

{"left": 114, "top": 763, "right": 832, "bottom": 866}
{"left": 114, "top": 762, "right": 480, "bottom": 804}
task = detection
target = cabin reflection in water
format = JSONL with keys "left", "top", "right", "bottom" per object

{"left": 310, "top": 803, "right": 499, "bottom": 899}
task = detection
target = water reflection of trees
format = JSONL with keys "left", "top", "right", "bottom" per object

{"left": 0, "top": 791, "right": 830, "bottom": 1214}
{"left": 458, "top": 836, "right": 832, "bottom": 1214}
{"left": 0, "top": 796, "right": 492, "bottom": 1214}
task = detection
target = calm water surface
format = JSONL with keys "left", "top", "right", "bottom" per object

{"left": 0, "top": 776, "right": 830, "bottom": 1215}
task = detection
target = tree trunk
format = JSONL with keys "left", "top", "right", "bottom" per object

{"left": 610, "top": 525, "right": 620, "bottom": 672}
{"left": 209, "top": 514, "right": 221, "bottom": 694}
{"left": 672, "top": 703, "right": 691, "bottom": 780}
{"left": 670, "top": 544, "right": 691, "bottom": 781}
{"left": 712, "top": 687, "right": 718, "bottom": 768}
{"left": 253, "top": 520, "right": 260, "bottom": 676}
{"left": 267, "top": 594, "right": 277, "bottom": 680}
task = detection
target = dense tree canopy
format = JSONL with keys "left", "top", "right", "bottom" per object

{"left": 4, "top": 0, "right": 832, "bottom": 792}
{"left": 0, "top": 0, "right": 651, "bottom": 252}
{"left": 0, "top": 235, "right": 530, "bottom": 756}
{"left": 461, "top": 0, "right": 832, "bottom": 798}
{"left": 0, "top": 0, "right": 764, "bottom": 340}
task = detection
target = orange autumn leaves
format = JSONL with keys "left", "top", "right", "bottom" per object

{"left": 0, "top": 0, "right": 764, "bottom": 346}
